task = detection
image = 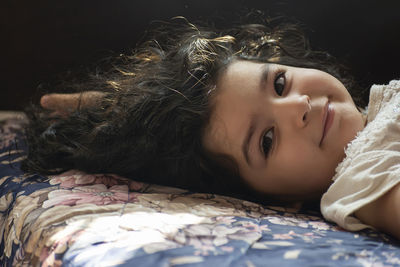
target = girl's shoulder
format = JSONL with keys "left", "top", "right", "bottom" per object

{"left": 388, "top": 79, "right": 400, "bottom": 87}
{"left": 367, "top": 79, "right": 400, "bottom": 122}
{"left": 382, "top": 79, "right": 400, "bottom": 98}
{"left": 374, "top": 79, "right": 400, "bottom": 97}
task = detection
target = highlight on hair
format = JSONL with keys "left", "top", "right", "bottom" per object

{"left": 21, "top": 14, "right": 363, "bottom": 201}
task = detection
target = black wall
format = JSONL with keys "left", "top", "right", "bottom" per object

{"left": 2, "top": 0, "right": 400, "bottom": 110}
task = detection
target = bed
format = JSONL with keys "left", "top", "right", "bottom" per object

{"left": 1, "top": 114, "right": 399, "bottom": 266}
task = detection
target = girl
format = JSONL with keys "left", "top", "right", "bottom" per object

{"left": 23, "top": 17, "right": 400, "bottom": 239}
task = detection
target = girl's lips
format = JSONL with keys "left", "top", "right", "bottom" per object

{"left": 320, "top": 101, "right": 335, "bottom": 146}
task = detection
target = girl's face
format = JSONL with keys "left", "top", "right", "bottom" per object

{"left": 203, "top": 60, "right": 365, "bottom": 200}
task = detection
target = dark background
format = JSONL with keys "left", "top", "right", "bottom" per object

{"left": 2, "top": 0, "right": 400, "bottom": 110}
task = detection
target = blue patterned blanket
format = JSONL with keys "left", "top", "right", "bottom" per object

{"left": 1, "top": 117, "right": 399, "bottom": 266}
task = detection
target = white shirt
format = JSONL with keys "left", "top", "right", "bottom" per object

{"left": 321, "top": 80, "right": 400, "bottom": 231}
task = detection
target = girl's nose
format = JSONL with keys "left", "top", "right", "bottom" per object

{"left": 278, "top": 94, "right": 311, "bottom": 128}
{"left": 300, "top": 95, "right": 311, "bottom": 125}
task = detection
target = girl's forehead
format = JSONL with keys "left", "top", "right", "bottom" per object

{"left": 204, "top": 62, "right": 266, "bottom": 163}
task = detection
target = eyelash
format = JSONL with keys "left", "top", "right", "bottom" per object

{"left": 261, "top": 69, "right": 286, "bottom": 156}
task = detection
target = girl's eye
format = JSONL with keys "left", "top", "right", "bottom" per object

{"left": 262, "top": 128, "right": 274, "bottom": 156}
{"left": 274, "top": 72, "right": 286, "bottom": 96}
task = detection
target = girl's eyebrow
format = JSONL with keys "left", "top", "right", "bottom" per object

{"left": 242, "top": 64, "right": 270, "bottom": 166}
{"left": 259, "top": 63, "right": 270, "bottom": 92}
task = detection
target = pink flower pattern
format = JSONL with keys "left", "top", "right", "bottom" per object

{"left": 43, "top": 184, "right": 137, "bottom": 208}
{"left": 48, "top": 169, "right": 144, "bottom": 191}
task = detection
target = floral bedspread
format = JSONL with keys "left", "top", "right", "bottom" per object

{"left": 1, "top": 117, "right": 400, "bottom": 267}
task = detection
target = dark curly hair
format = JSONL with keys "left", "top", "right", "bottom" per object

{"left": 21, "top": 15, "right": 364, "bottom": 202}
